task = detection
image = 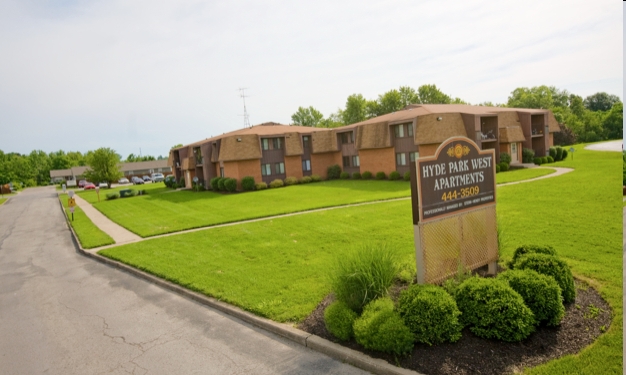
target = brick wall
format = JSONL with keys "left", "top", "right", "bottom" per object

{"left": 358, "top": 147, "right": 395, "bottom": 175}
{"left": 284, "top": 155, "right": 303, "bottom": 180}
{"left": 223, "top": 160, "right": 263, "bottom": 190}
{"left": 311, "top": 152, "right": 341, "bottom": 179}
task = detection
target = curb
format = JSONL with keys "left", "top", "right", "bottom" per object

{"left": 57, "top": 197, "right": 421, "bottom": 375}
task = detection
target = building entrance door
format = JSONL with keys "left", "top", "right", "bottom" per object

{"left": 511, "top": 143, "right": 518, "bottom": 163}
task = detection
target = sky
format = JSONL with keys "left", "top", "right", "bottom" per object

{"left": 0, "top": 0, "right": 622, "bottom": 159}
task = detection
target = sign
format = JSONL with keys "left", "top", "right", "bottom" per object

{"left": 68, "top": 198, "right": 76, "bottom": 207}
{"left": 68, "top": 190, "right": 75, "bottom": 198}
{"left": 70, "top": 206, "right": 75, "bottom": 213}
{"left": 416, "top": 137, "right": 496, "bottom": 222}
{"left": 62, "top": 184, "right": 66, "bottom": 193}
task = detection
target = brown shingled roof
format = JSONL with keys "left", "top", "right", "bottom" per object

{"left": 356, "top": 122, "right": 391, "bottom": 149}
{"left": 414, "top": 113, "right": 467, "bottom": 145}
{"left": 284, "top": 132, "right": 304, "bottom": 156}
{"left": 547, "top": 112, "right": 561, "bottom": 132}
{"left": 312, "top": 130, "right": 338, "bottom": 153}
{"left": 218, "top": 134, "right": 262, "bottom": 161}
{"left": 499, "top": 127, "right": 526, "bottom": 143}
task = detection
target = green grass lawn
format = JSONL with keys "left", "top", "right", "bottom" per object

{"left": 87, "top": 180, "right": 413, "bottom": 237}
{"left": 100, "top": 144, "right": 622, "bottom": 374}
{"left": 0, "top": 198, "right": 6, "bottom": 206}
{"left": 59, "top": 194, "right": 115, "bottom": 249}
{"left": 496, "top": 167, "right": 555, "bottom": 184}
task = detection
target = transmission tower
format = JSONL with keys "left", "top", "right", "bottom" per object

{"left": 238, "top": 88, "right": 251, "bottom": 128}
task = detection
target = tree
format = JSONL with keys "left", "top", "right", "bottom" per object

{"left": 584, "top": 92, "right": 621, "bottom": 112}
{"left": 377, "top": 89, "right": 404, "bottom": 115}
{"left": 569, "top": 94, "right": 585, "bottom": 117}
{"left": 28, "top": 150, "right": 51, "bottom": 186}
{"left": 342, "top": 94, "right": 368, "bottom": 124}
{"left": 417, "top": 84, "right": 452, "bottom": 104}
{"left": 83, "top": 148, "right": 123, "bottom": 188}
{"left": 398, "top": 86, "right": 419, "bottom": 107}
{"left": 506, "top": 85, "right": 570, "bottom": 109}
{"left": 291, "top": 106, "right": 324, "bottom": 127}
{"left": 171, "top": 144, "right": 183, "bottom": 149}
{"left": 603, "top": 102, "right": 623, "bottom": 140}
{"left": 318, "top": 110, "right": 344, "bottom": 128}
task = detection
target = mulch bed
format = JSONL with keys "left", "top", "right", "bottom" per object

{"left": 298, "top": 280, "right": 611, "bottom": 375}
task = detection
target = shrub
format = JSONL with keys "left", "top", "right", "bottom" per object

{"left": 498, "top": 269, "right": 565, "bottom": 326}
{"left": 329, "top": 244, "right": 399, "bottom": 313}
{"left": 496, "top": 164, "right": 501, "bottom": 173}
{"left": 210, "top": 177, "right": 221, "bottom": 191}
{"left": 455, "top": 277, "right": 535, "bottom": 342}
{"left": 311, "top": 175, "right": 322, "bottom": 182}
{"left": 389, "top": 171, "right": 401, "bottom": 180}
{"left": 549, "top": 147, "right": 557, "bottom": 160}
{"left": 509, "top": 244, "right": 557, "bottom": 269}
{"left": 534, "top": 157, "right": 543, "bottom": 165}
{"left": 441, "top": 263, "right": 474, "bottom": 297}
{"left": 353, "top": 298, "right": 414, "bottom": 355}
{"left": 241, "top": 176, "right": 255, "bottom": 191}
{"left": 340, "top": 172, "right": 350, "bottom": 179}
{"left": 284, "top": 176, "right": 298, "bottom": 186}
{"left": 352, "top": 172, "right": 361, "bottom": 179}
{"left": 217, "top": 177, "right": 227, "bottom": 191}
{"left": 515, "top": 253, "right": 576, "bottom": 304}
{"left": 327, "top": 164, "right": 342, "bottom": 180}
{"left": 375, "top": 172, "right": 386, "bottom": 180}
{"left": 555, "top": 146, "right": 564, "bottom": 161}
{"left": 522, "top": 148, "right": 535, "bottom": 163}
{"left": 541, "top": 156, "right": 548, "bottom": 164}
{"left": 547, "top": 156, "right": 554, "bottom": 163}
{"left": 224, "top": 178, "right": 237, "bottom": 192}
{"left": 130, "top": 189, "right": 138, "bottom": 197}
{"left": 300, "top": 176, "right": 312, "bottom": 184}
{"left": 324, "top": 301, "right": 357, "bottom": 341}
{"left": 105, "top": 193, "right": 119, "bottom": 200}
{"left": 562, "top": 148, "right": 568, "bottom": 160}
{"left": 269, "top": 179, "right": 284, "bottom": 188}
{"left": 255, "top": 182, "right": 268, "bottom": 190}
{"left": 362, "top": 171, "right": 372, "bottom": 179}
{"left": 403, "top": 171, "right": 411, "bottom": 181}
{"left": 499, "top": 162, "right": 509, "bottom": 172}
{"left": 500, "top": 152, "right": 511, "bottom": 165}
{"left": 179, "top": 177, "right": 186, "bottom": 187}
{"left": 398, "top": 285, "right": 462, "bottom": 345}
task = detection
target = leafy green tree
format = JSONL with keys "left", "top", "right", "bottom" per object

{"left": 398, "top": 86, "right": 419, "bottom": 107}
{"left": 417, "top": 84, "right": 452, "bottom": 104}
{"left": 291, "top": 106, "right": 324, "bottom": 127}
{"left": 83, "top": 148, "right": 123, "bottom": 188}
{"left": 342, "top": 94, "right": 368, "bottom": 124}
{"left": 584, "top": 92, "right": 621, "bottom": 112}
{"left": 365, "top": 100, "right": 381, "bottom": 118}
{"left": 602, "top": 102, "right": 623, "bottom": 139}
{"left": 318, "top": 110, "right": 344, "bottom": 128}
{"left": 171, "top": 144, "right": 183, "bottom": 149}
{"left": 28, "top": 150, "right": 51, "bottom": 186}
{"left": 507, "top": 85, "right": 570, "bottom": 109}
{"left": 377, "top": 89, "right": 404, "bottom": 114}
{"left": 569, "top": 94, "right": 585, "bottom": 117}
{"left": 49, "top": 151, "right": 72, "bottom": 170}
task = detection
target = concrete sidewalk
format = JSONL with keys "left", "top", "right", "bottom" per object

{"left": 498, "top": 167, "right": 573, "bottom": 187}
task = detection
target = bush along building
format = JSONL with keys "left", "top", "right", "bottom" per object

{"left": 169, "top": 104, "right": 560, "bottom": 190}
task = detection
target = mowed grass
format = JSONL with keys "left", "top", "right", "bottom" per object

{"left": 0, "top": 198, "right": 6, "bottom": 206}
{"left": 75, "top": 182, "right": 169, "bottom": 203}
{"left": 496, "top": 167, "right": 555, "bottom": 184}
{"left": 59, "top": 194, "right": 115, "bottom": 249}
{"left": 89, "top": 180, "right": 412, "bottom": 237}
{"left": 100, "top": 144, "right": 622, "bottom": 374}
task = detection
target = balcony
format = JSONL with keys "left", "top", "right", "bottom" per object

{"left": 195, "top": 156, "right": 204, "bottom": 166}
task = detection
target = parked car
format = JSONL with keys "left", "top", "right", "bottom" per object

{"left": 118, "top": 177, "right": 130, "bottom": 184}
{"left": 151, "top": 173, "right": 164, "bottom": 182}
{"left": 131, "top": 176, "right": 144, "bottom": 185}
{"left": 78, "top": 180, "right": 88, "bottom": 188}
{"left": 98, "top": 182, "right": 108, "bottom": 188}
{"left": 142, "top": 175, "right": 152, "bottom": 182}
{"left": 84, "top": 183, "right": 96, "bottom": 190}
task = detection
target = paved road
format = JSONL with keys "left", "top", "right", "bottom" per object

{"left": 0, "top": 187, "right": 368, "bottom": 375}
{"left": 584, "top": 139, "right": 623, "bottom": 152}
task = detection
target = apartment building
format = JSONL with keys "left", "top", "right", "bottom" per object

{"left": 169, "top": 104, "right": 560, "bottom": 189}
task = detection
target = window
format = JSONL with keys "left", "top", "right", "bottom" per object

{"left": 340, "top": 132, "right": 354, "bottom": 144}
{"left": 352, "top": 155, "right": 360, "bottom": 167}
{"left": 410, "top": 152, "right": 419, "bottom": 162}
{"left": 275, "top": 162, "right": 285, "bottom": 175}
{"left": 273, "top": 138, "right": 282, "bottom": 150}
{"left": 343, "top": 156, "right": 350, "bottom": 168}
{"left": 407, "top": 124, "right": 413, "bottom": 137}
{"left": 303, "top": 136, "right": 310, "bottom": 149}
{"left": 302, "top": 159, "right": 311, "bottom": 171}
{"left": 262, "top": 139, "right": 270, "bottom": 150}
{"left": 396, "top": 153, "right": 407, "bottom": 166}
{"left": 394, "top": 125, "right": 405, "bottom": 138}
{"left": 261, "top": 164, "right": 271, "bottom": 176}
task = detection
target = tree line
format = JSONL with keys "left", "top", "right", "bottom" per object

{"left": 290, "top": 84, "right": 622, "bottom": 145}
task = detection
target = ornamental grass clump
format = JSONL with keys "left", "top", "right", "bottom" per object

{"left": 498, "top": 269, "right": 565, "bottom": 326}
{"left": 300, "top": 176, "right": 312, "bottom": 184}
{"left": 324, "top": 301, "right": 357, "bottom": 341}
{"left": 255, "top": 182, "right": 268, "bottom": 190}
{"left": 353, "top": 298, "right": 414, "bottom": 355}
{"left": 398, "top": 284, "right": 462, "bottom": 345}
{"left": 329, "top": 244, "right": 399, "bottom": 313}
{"left": 269, "top": 179, "right": 284, "bottom": 188}
{"left": 514, "top": 253, "right": 576, "bottom": 304}
{"left": 311, "top": 175, "right": 322, "bottom": 182}
{"left": 455, "top": 277, "right": 535, "bottom": 342}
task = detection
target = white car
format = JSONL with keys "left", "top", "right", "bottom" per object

{"left": 98, "top": 182, "right": 108, "bottom": 188}
{"left": 151, "top": 173, "right": 165, "bottom": 182}
{"left": 118, "top": 177, "right": 130, "bottom": 184}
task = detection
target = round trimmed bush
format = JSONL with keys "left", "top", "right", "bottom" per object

{"left": 311, "top": 175, "right": 322, "bottom": 182}
{"left": 300, "top": 176, "right": 312, "bottom": 184}
{"left": 496, "top": 164, "right": 501, "bottom": 173}
{"left": 284, "top": 176, "right": 298, "bottom": 186}
{"left": 547, "top": 156, "right": 554, "bottom": 163}
{"left": 327, "top": 164, "right": 342, "bottom": 180}
{"left": 498, "top": 269, "right": 565, "bottom": 326}
{"left": 389, "top": 171, "right": 401, "bottom": 180}
{"left": 455, "top": 277, "right": 535, "bottom": 342}
{"left": 549, "top": 147, "right": 557, "bottom": 159}
{"left": 500, "top": 152, "right": 512, "bottom": 165}
{"left": 352, "top": 172, "right": 361, "bottom": 179}
{"left": 499, "top": 162, "right": 509, "bottom": 172}
{"left": 403, "top": 171, "right": 411, "bottom": 181}
{"left": 541, "top": 156, "right": 548, "bottom": 164}
{"left": 522, "top": 148, "right": 535, "bottom": 163}
{"left": 515, "top": 253, "right": 576, "bottom": 304}
{"left": 324, "top": 301, "right": 357, "bottom": 341}
{"left": 340, "top": 171, "right": 350, "bottom": 179}
{"left": 398, "top": 284, "right": 462, "bottom": 345}
{"left": 353, "top": 298, "right": 414, "bottom": 355}
{"left": 210, "top": 177, "right": 221, "bottom": 190}
{"left": 534, "top": 157, "right": 543, "bottom": 165}
{"left": 375, "top": 172, "right": 386, "bottom": 180}
{"left": 105, "top": 193, "right": 119, "bottom": 200}
{"left": 362, "top": 171, "right": 373, "bottom": 179}
{"left": 224, "top": 178, "right": 237, "bottom": 192}
{"left": 217, "top": 177, "right": 227, "bottom": 191}
{"left": 255, "top": 182, "right": 268, "bottom": 190}
{"left": 509, "top": 244, "right": 557, "bottom": 269}
{"left": 241, "top": 176, "right": 255, "bottom": 191}
{"left": 562, "top": 149, "right": 568, "bottom": 160}
{"left": 555, "top": 147, "right": 564, "bottom": 161}
{"left": 269, "top": 179, "right": 284, "bottom": 188}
